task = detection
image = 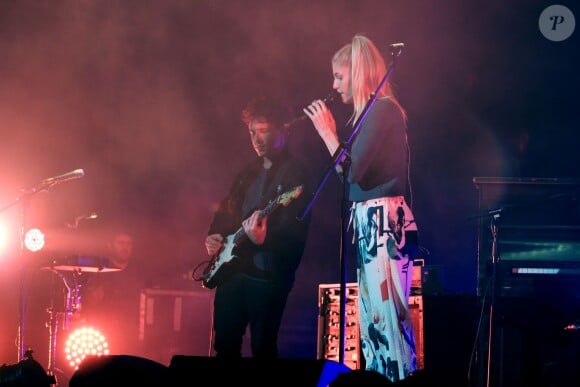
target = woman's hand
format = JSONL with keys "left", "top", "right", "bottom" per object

{"left": 242, "top": 210, "right": 267, "bottom": 245}
{"left": 304, "top": 99, "right": 340, "bottom": 156}
{"left": 205, "top": 233, "right": 224, "bottom": 256}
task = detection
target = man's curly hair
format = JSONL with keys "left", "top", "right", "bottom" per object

{"left": 241, "top": 96, "right": 288, "bottom": 131}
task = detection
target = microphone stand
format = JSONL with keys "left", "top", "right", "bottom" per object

{"left": 0, "top": 189, "right": 43, "bottom": 362}
{"left": 0, "top": 174, "right": 83, "bottom": 363}
{"left": 485, "top": 212, "right": 500, "bottom": 387}
{"left": 299, "top": 45, "right": 403, "bottom": 365}
{"left": 466, "top": 206, "right": 503, "bottom": 387}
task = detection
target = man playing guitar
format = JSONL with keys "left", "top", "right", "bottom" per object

{"left": 203, "top": 96, "right": 312, "bottom": 359}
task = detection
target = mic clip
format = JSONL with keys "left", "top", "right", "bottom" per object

{"left": 388, "top": 43, "right": 405, "bottom": 58}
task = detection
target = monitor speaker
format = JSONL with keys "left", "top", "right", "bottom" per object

{"left": 168, "top": 355, "right": 351, "bottom": 386}
{"left": 69, "top": 355, "right": 169, "bottom": 387}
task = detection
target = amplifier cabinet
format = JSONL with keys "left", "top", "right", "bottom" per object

{"left": 138, "top": 288, "right": 213, "bottom": 364}
{"left": 409, "top": 295, "right": 424, "bottom": 369}
{"left": 317, "top": 283, "right": 424, "bottom": 371}
{"left": 317, "top": 283, "right": 360, "bottom": 371}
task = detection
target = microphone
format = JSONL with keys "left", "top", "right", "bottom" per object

{"left": 283, "top": 91, "right": 338, "bottom": 129}
{"left": 42, "top": 168, "right": 85, "bottom": 185}
{"left": 40, "top": 169, "right": 85, "bottom": 189}
{"left": 21, "top": 168, "right": 85, "bottom": 194}
{"left": 388, "top": 43, "right": 405, "bottom": 57}
{"left": 68, "top": 211, "right": 98, "bottom": 229}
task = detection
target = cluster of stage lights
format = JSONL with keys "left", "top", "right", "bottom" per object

{"left": 64, "top": 326, "right": 110, "bottom": 370}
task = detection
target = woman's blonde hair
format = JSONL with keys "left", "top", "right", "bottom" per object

{"left": 332, "top": 34, "right": 406, "bottom": 124}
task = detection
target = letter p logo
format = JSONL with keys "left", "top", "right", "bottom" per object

{"left": 539, "top": 5, "right": 575, "bottom": 42}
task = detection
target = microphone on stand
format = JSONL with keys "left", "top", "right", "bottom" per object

{"left": 283, "top": 91, "right": 338, "bottom": 129}
{"left": 67, "top": 212, "right": 98, "bottom": 229}
{"left": 24, "top": 168, "right": 86, "bottom": 194}
{"left": 41, "top": 169, "right": 85, "bottom": 185}
{"left": 388, "top": 43, "right": 405, "bottom": 57}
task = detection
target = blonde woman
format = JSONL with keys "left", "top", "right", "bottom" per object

{"left": 305, "top": 34, "right": 419, "bottom": 382}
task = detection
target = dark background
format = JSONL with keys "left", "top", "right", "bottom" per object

{"left": 0, "top": 0, "right": 578, "bottom": 381}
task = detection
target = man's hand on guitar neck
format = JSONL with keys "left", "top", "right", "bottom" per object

{"left": 205, "top": 234, "right": 224, "bottom": 256}
{"left": 242, "top": 210, "right": 268, "bottom": 245}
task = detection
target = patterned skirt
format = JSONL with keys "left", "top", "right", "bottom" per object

{"left": 352, "top": 195, "right": 419, "bottom": 382}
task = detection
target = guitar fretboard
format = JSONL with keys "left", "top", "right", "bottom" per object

{"left": 232, "top": 198, "right": 281, "bottom": 245}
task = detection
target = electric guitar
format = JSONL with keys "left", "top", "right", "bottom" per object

{"left": 200, "top": 185, "right": 303, "bottom": 289}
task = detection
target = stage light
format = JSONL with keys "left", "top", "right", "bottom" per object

{"left": 24, "top": 227, "right": 45, "bottom": 252}
{"left": 64, "top": 326, "right": 110, "bottom": 370}
{"left": 0, "top": 223, "right": 8, "bottom": 253}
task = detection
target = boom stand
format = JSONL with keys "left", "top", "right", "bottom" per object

{"left": 0, "top": 189, "right": 41, "bottom": 362}
{"left": 485, "top": 211, "right": 501, "bottom": 387}
{"left": 0, "top": 171, "right": 84, "bottom": 362}
{"left": 299, "top": 44, "right": 404, "bottom": 365}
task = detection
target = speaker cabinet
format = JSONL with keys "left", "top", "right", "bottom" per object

{"left": 69, "top": 355, "right": 170, "bottom": 387}
{"left": 409, "top": 294, "right": 425, "bottom": 369}
{"left": 317, "top": 282, "right": 424, "bottom": 371}
{"left": 317, "top": 283, "right": 360, "bottom": 370}
{"left": 168, "top": 356, "right": 351, "bottom": 386}
{"left": 483, "top": 297, "right": 580, "bottom": 387}
{"left": 138, "top": 288, "right": 213, "bottom": 364}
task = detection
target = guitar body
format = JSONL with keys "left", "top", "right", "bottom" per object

{"left": 201, "top": 234, "right": 237, "bottom": 289}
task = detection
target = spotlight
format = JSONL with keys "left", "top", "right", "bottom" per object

{"left": 64, "top": 326, "right": 110, "bottom": 370}
{"left": 24, "top": 227, "right": 45, "bottom": 252}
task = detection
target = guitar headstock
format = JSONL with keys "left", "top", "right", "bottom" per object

{"left": 278, "top": 185, "right": 303, "bottom": 206}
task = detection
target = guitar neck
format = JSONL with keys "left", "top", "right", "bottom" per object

{"left": 260, "top": 199, "right": 279, "bottom": 220}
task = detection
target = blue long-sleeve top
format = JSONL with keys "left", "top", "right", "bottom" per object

{"left": 342, "top": 97, "right": 409, "bottom": 202}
